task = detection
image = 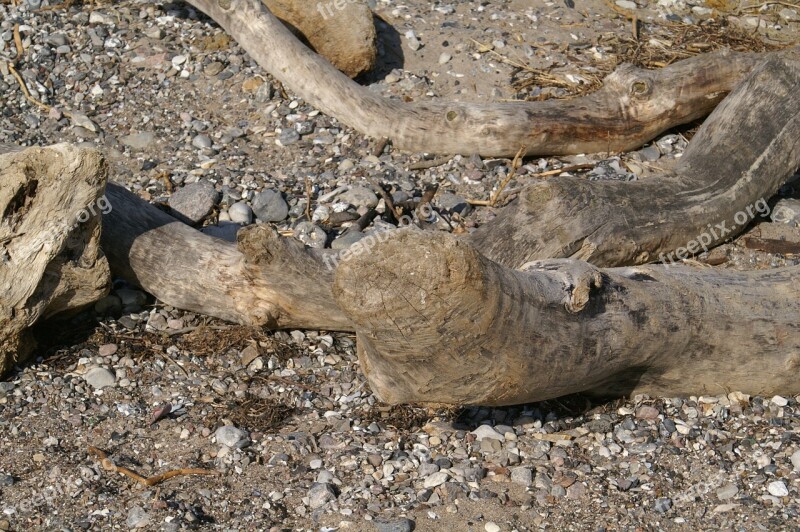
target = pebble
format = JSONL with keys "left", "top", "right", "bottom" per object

{"left": 331, "top": 230, "right": 366, "bottom": 250}
{"left": 510, "top": 466, "right": 533, "bottom": 486}
{"left": 339, "top": 186, "right": 379, "bottom": 209}
{"left": 228, "top": 202, "right": 254, "bottom": 224}
{"left": 471, "top": 425, "right": 504, "bottom": 441}
{"left": 438, "top": 53, "right": 452, "bottom": 65}
{"left": 404, "top": 30, "right": 421, "bottom": 51}
{"left": 192, "top": 134, "right": 213, "bottom": 149}
{"left": 567, "top": 482, "right": 587, "bottom": 499}
{"left": 83, "top": 367, "right": 116, "bottom": 390}
{"left": 215, "top": 425, "right": 250, "bottom": 448}
{"left": 0, "top": 474, "right": 13, "bottom": 487}
{"left": 767, "top": 481, "right": 788, "bottom": 497}
{"left": 635, "top": 406, "right": 660, "bottom": 420}
{"left": 308, "top": 482, "right": 337, "bottom": 509}
{"left": 293, "top": 221, "right": 327, "bottom": 248}
{"left": 251, "top": 189, "right": 289, "bottom": 222}
{"left": 616, "top": 0, "right": 637, "bottom": 9}
{"left": 169, "top": 181, "right": 220, "bottom": 224}
{"left": 437, "top": 193, "right": 472, "bottom": 215}
{"left": 770, "top": 199, "right": 800, "bottom": 226}
{"left": 423, "top": 471, "right": 449, "bottom": 489}
{"left": 716, "top": 483, "right": 738, "bottom": 500}
{"left": 791, "top": 449, "right": 800, "bottom": 471}
{"left": 277, "top": 128, "right": 301, "bottom": 146}
{"left": 0, "top": 382, "right": 14, "bottom": 395}
{"left": 119, "top": 132, "right": 156, "bottom": 150}
{"left": 654, "top": 497, "right": 673, "bottom": 513}
{"left": 375, "top": 517, "right": 415, "bottom": 532}
{"left": 126, "top": 506, "right": 150, "bottom": 529}
{"left": 484, "top": 522, "right": 500, "bottom": 532}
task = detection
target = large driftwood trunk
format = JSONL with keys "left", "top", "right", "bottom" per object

{"left": 0, "top": 144, "right": 111, "bottom": 375}
{"left": 186, "top": 0, "right": 774, "bottom": 156}
{"left": 470, "top": 47, "right": 800, "bottom": 268}
{"left": 332, "top": 229, "right": 800, "bottom": 406}
{"left": 262, "top": 0, "right": 376, "bottom": 78}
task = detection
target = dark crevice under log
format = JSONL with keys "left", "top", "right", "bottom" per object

{"left": 186, "top": 0, "right": 778, "bottom": 157}
{"left": 333, "top": 229, "right": 800, "bottom": 406}
{"left": 469, "top": 47, "right": 800, "bottom": 268}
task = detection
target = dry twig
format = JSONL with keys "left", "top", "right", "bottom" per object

{"left": 88, "top": 447, "right": 215, "bottom": 487}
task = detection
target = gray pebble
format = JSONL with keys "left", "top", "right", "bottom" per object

{"left": 510, "top": 466, "right": 533, "bottom": 486}
{"left": 294, "top": 221, "right": 327, "bottom": 248}
{"left": 126, "top": 506, "right": 150, "bottom": 529}
{"left": 277, "top": 128, "right": 301, "bottom": 146}
{"left": 771, "top": 198, "right": 800, "bottom": 227}
{"left": 0, "top": 382, "right": 15, "bottom": 395}
{"left": 114, "top": 288, "right": 147, "bottom": 308}
{"left": 228, "top": 202, "right": 254, "bottom": 224}
{"left": 252, "top": 189, "right": 289, "bottom": 222}
{"left": 374, "top": 518, "right": 415, "bottom": 532}
{"left": 192, "top": 134, "right": 213, "bottom": 149}
{"left": 215, "top": 425, "right": 250, "bottom": 448}
{"left": 437, "top": 192, "right": 472, "bottom": 216}
{"left": 331, "top": 230, "right": 366, "bottom": 250}
{"left": 339, "top": 186, "right": 379, "bottom": 209}
{"left": 169, "top": 181, "right": 220, "bottom": 224}
{"left": 308, "top": 482, "right": 337, "bottom": 509}
{"left": 716, "top": 483, "right": 739, "bottom": 500}
{"left": 119, "top": 132, "right": 156, "bottom": 150}
{"left": 84, "top": 367, "right": 116, "bottom": 390}
{"left": 0, "top": 474, "right": 13, "bottom": 487}
{"left": 654, "top": 497, "right": 673, "bottom": 513}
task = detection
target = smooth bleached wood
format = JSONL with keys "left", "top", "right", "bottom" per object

{"left": 186, "top": 0, "right": 771, "bottom": 156}
{"left": 333, "top": 230, "right": 800, "bottom": 406}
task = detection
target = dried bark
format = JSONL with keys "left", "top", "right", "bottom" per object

{"left": 0, "top": 144, "right": 111, "bottom": 375}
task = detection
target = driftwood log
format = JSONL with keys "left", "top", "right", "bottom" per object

{"left": 262, "top": 0, "right": 376, "bottom": 78}
{"left": 470, "top": 47, "right": 800, "bottom": 268}
{"left": 0, "top": 144, "right": 111, "bottom": 375}
{"left": 332, "top": 229, "right": 800, "bottom": 405}
{"left": 188, "top": 0, "right": 775, "bottom": 156}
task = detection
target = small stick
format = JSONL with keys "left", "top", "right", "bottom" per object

{"left": 13, "top": 23, "right": 23, "bottom": 61}
{"left": 88, "top": 447, "right": 215, "bottom": 487}
{"left": 468, "top": 146, "right": 526, "bottom": 207}
{"left": 372, "top": 137, "right": 389, "bottom": 157}
{"left": 369, "top": 179, "right": 402, "bottom": 222}
{"left": 304, "top": 177, "right": 313, "bottom": 221}
{"left": 8, "top": 63, "right": 52, "bottom": 112}
{"left": 408, "top": 156, "right": 451, "bottom": 171}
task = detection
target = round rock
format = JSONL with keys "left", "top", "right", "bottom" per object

{"left": 215, "top": 425, "right": 250, "bottom": 448}
{"left": 168, "top": 181, "right": 220, "bottom": 224}
{"left": 228, "top": 202, "right": 254, "bottom": 224}
{"left": 252, "top": 189, "right": 289, "bottom": 222}
{"left": 84, "top": 367, "right": 116, "bottom": 390}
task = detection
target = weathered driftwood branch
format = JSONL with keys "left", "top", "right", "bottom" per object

{"left": 0, "top": 144, "right": 110, "bottom": 375}
{"left": 101, "top": 184, "right": 349, "bottom": 331}
{"left": 470, "top": 47, "right": 800, "bottom": 268}
{"left": 187, "top": 0, "right": 772, "bottom": 156}
{"left": 333, "top": 229, "right": 800, "bottom": 406}
{"left": 262, "top": 0, "right": 376, "bottom": 78}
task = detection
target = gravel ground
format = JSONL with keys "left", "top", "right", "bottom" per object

{"left": 1, "top": 0, "right": 800, "bottom": 530}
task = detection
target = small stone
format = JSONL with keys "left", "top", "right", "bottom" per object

{"left": 654, "top": 497, "right": 673, "bottom": 513}
{"left": 242, "top": 77, "right": 264, "bottom": 92}
{"left": 717, "top": 483, "right": 739, "bottom": 500}
{"left": 252, "top": 189, "right": 289, "bottom": 222}
{"left": 616, "top": 0, "right": 637, "bottom": 9}
{"left": 510, "top": 466, "right": 533, "bottom": 486}
{"left": 635, "top": 406, "right": 660, "bottom": 420}
{"left": 0, "top": 474, "right": 14, "bottom": 486}
{"left": 115, "top": 288, "right": 147, "bottom": 308}
{"left": 367, "top": 454, "right": 383, "bottom": 467}
{"left": 215, "top": 425, "right": 250, "bottom": 448}
{"left": 567, "top": 482, "right": 587, "bottom": 499}
{"left": 471, "top": 425, "right": 504, "bottom": 441}
{"left": 277, "top": 128, "right": 301, "bottom": 146}
{"left": 98, "top": 344, "right": 118, "bottom": 357}
{"left": 204, "top": 62, "right": 224, "bottom": 76}
{"left": 338, "top": 159, "right": 355, "bottom": 172}
{"left": 339, "top": 186, "right": 379, "bottom": 209}
{"left": 437, "top": 193, "right": 472, "bottom": 215}
{"left": 126, "top": 506, "right": 150, "bottom": 529}
{"left": 375, "top": 517, "right": 415, "bottom": 532}
{"left": 484, "top": 522, "right": 501, "bottom": 532}
{"left": 309, "top": 459, "right": 323, "bottom": 470}
{"left": 308, "top": 482, "right": 337, "bottom": 509}
{"left": 191, "top": 134, "right": 211, "bottom": 149}
{"left": 145, "top": 27, "right": 164, "bottom": 40}
{"left": 293, "top": 221, "right": 327, "bottom": 249}
{"left": 767, "top": 481, "right": 788, "bottom": 497}
{"left": 423, "top": 471, "right": 449, "bottom": 489}
{"left": 771, "top": 395, "right": 789, "bottom": 406}
{"left": 228, "top": 202, "right": 253, "bottom": 224}
{"left": 0, "top": 382, "right": 15, "bottom": 395}
{"left": 438, "top": 52, "right": 452, "bottom": 65}
{"left": 84, "top": 367, "right": 116, "bottom": 390}
{"left": 779, "top": 8, "right": 799, "bottom": 22}
{"left": 771, "top": 199, "right": 800, "bottom": 227}
{"left": 169, "top": 181, "right": 220, "bottom": 224}
{"left": 405, "top": 30, "right": 421, "bottom": 51}
{"left": 119, "top": 132, "right": 156, "bottom": 150}
{"left": 790, "top": 449, "right": 800, "bottom": 471}
{"left": 331, "top": 230, "right": 366, "bottom": 250}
